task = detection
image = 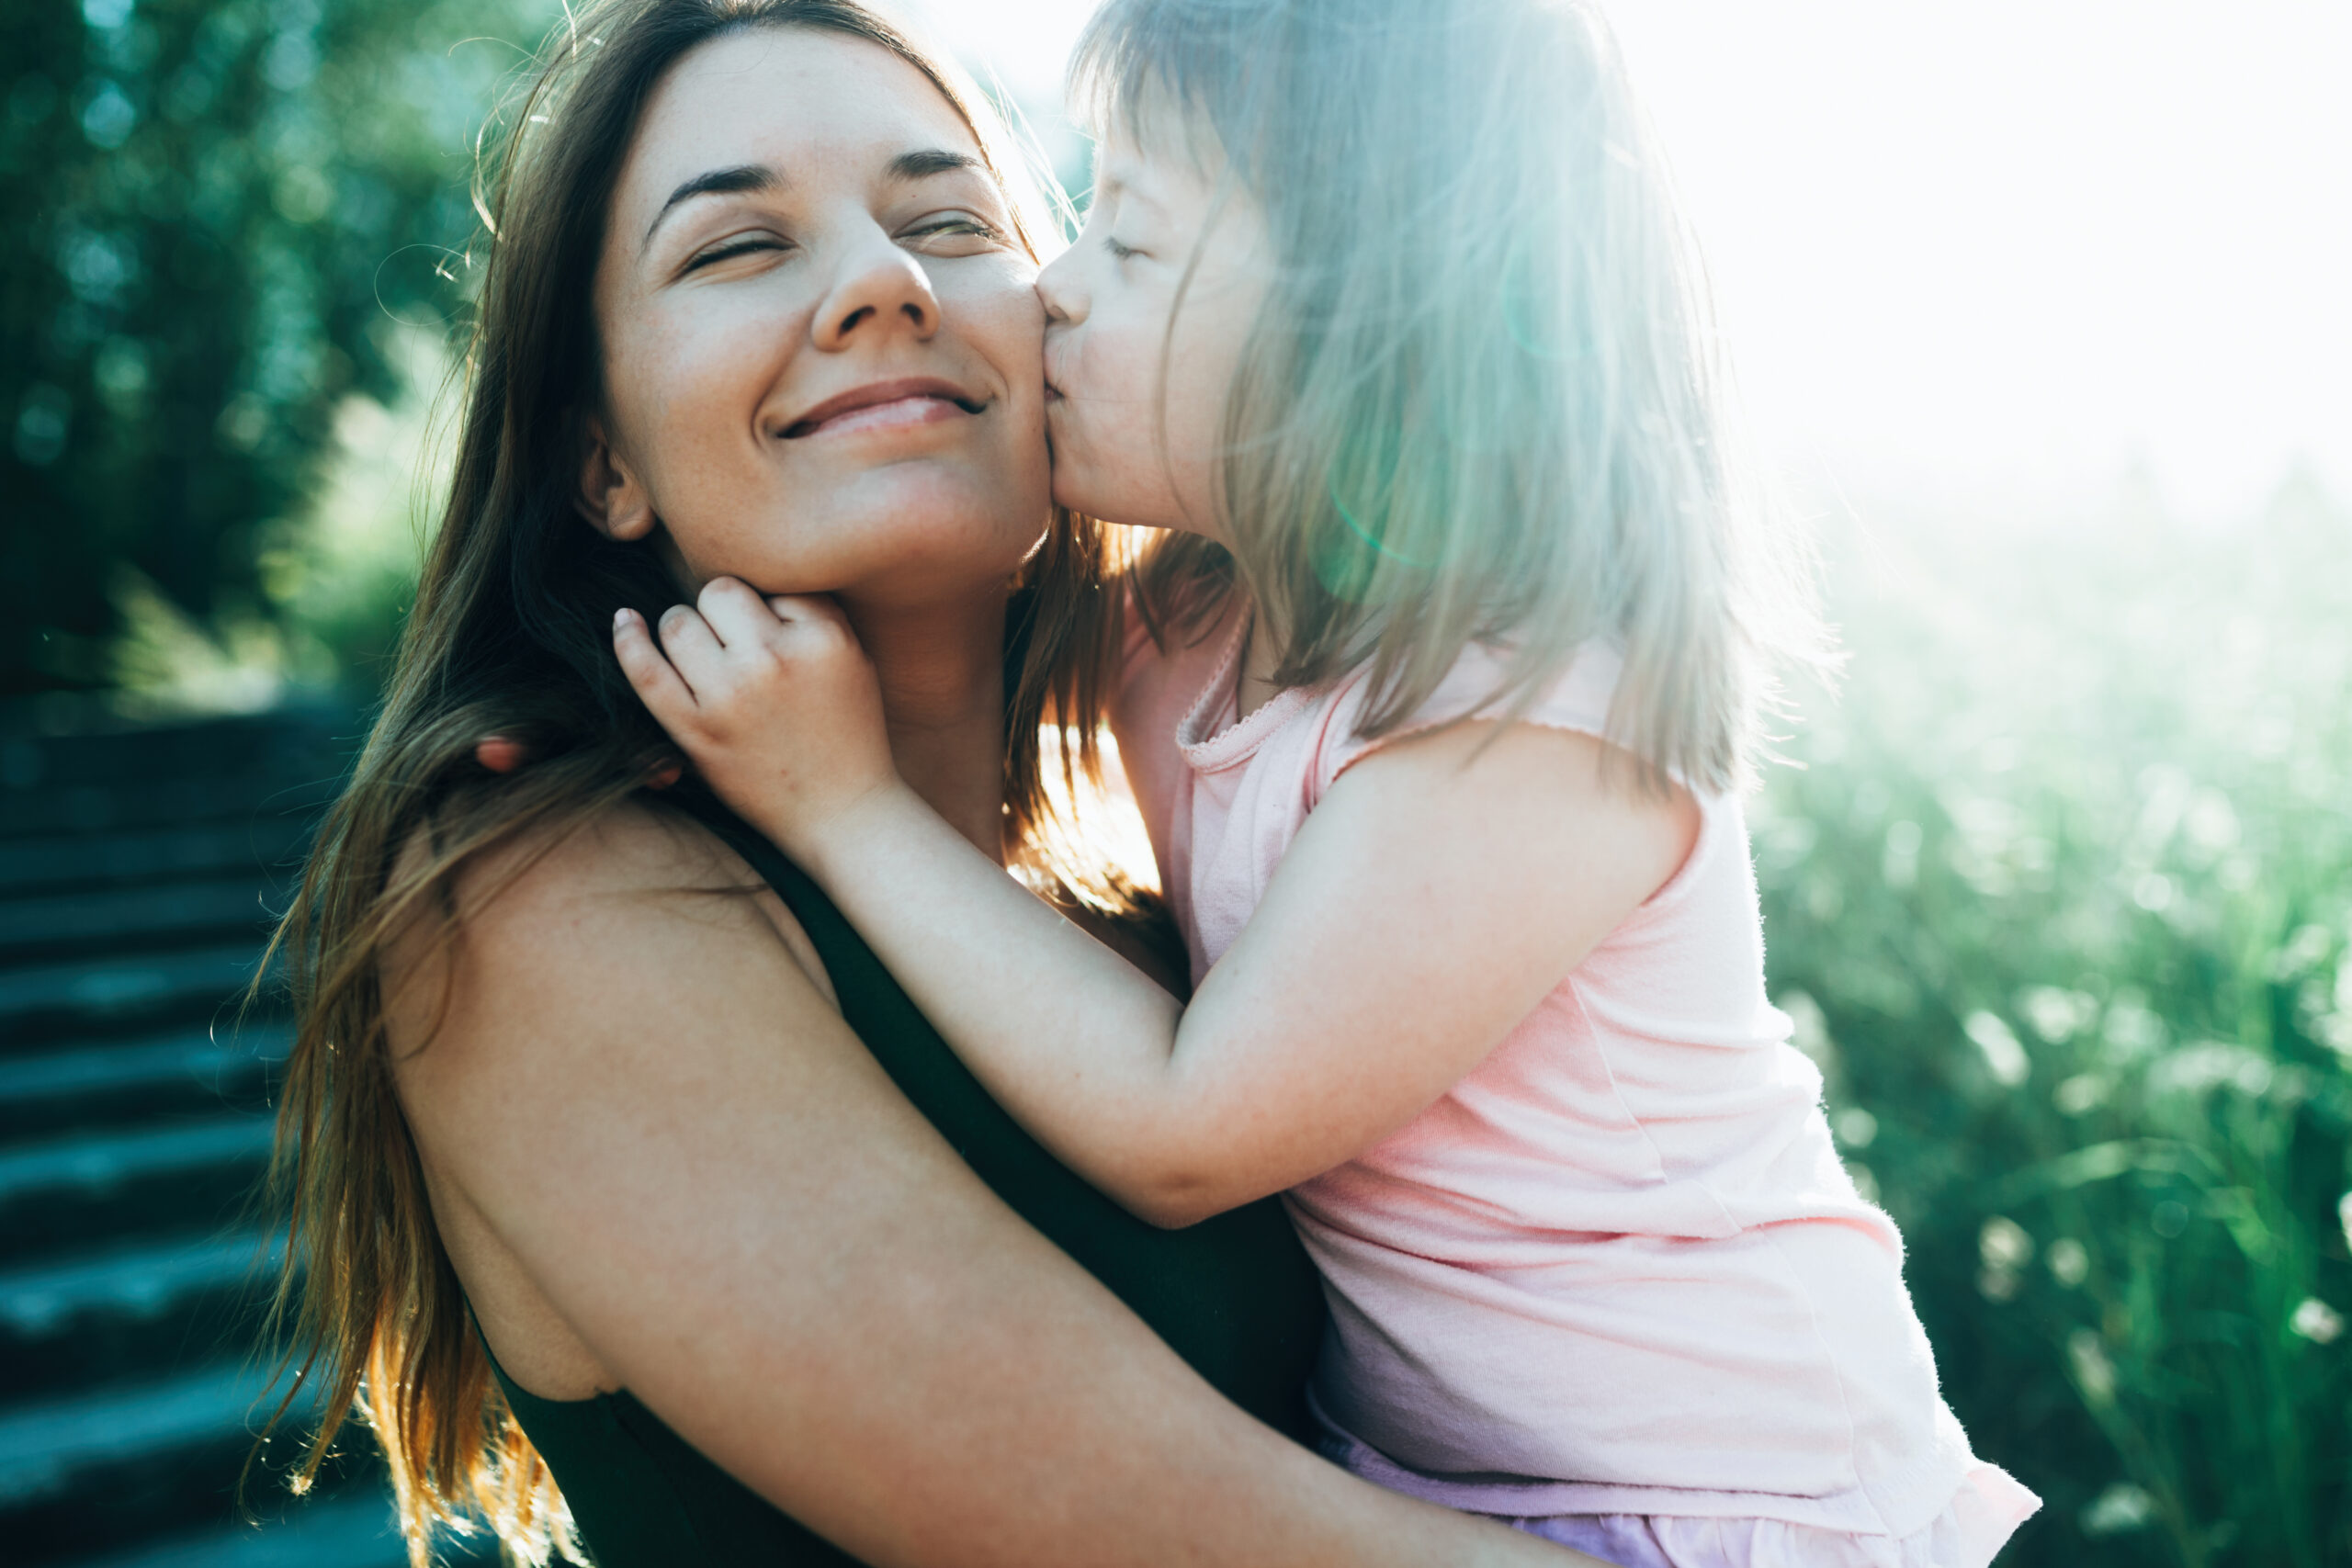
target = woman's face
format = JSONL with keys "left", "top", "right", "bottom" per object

{"left": 583, "top": 28, "right": 1050, "bottom": 609}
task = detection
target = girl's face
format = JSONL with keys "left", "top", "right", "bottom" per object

{"left": 1035, "top": 119, "right": 1271, "bottom": 540}
{"left": 584, "top": 28, "right": 1050, "bottom": 610}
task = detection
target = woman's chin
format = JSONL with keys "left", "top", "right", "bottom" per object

{"left": 684, "top": 468, "right": 1047, "bottom": 601}
{"left": 826, "top": 445, "right": 1042, "bottom": 525}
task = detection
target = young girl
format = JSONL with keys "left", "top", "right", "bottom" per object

{"left": 611, "top": 1, "right": 2040, "bottom": 1562}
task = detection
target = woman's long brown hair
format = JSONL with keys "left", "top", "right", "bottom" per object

{"left": 251, "top": 5, "right": 1119, "bottom": 1562}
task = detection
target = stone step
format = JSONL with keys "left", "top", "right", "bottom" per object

{"left": 56, "top": 1490, "right": 496, "bottom": 1568}
{"left": 0, "top": 705, "right": 401, "bottom": 1564}
{"left": 0, "top": 707, "right": 351, "bottom": 798}
{"left": 0, "top": 1115, "right": 275, "bottom": 1264}
{"left": 0, "top": 881, "right": 282, "bottom": 967}
{"left": 0, "top": 1025, "right": 288, "bottom": 1143}
{"left": 0, "top": 1360, "right": 272, "bottom": 1518}
{"left": 0, "top": 946, "right": 271, "bottom": 1053}
{"left": 0, "top": 1358, "right": 378, "bottom": 1564}
{"left": 0, "top": 818, "right": 312, "bottom": 900}
{"left": 0, "top": 1230, "right": 283, "bottom": 1403}
{"left": 0, "top": 775, "right": 341, "bottom": 845}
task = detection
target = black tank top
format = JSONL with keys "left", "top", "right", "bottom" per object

{"left": 484, "top": 796, "right": 1328, "bottom": 1565}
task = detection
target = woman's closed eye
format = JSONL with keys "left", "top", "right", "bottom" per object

{"left": 901, "top": 210, "right": 1007, "bottom": 255}
{"left": 1102, "top": 233, "right": 1140, "bottom": 262}
{"left": 681, "top": 231, "right": 794, "bottom": 275}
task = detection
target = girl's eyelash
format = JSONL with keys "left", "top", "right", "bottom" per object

{"left": 1102, "top": 235, "right": 1139, "bottom": 261}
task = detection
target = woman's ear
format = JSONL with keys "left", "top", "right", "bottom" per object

{"left": 576, "top": 413, "right": 658, "bottom": 541}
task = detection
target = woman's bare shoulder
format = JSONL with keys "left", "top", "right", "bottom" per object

{"left": 379, "top": 798, "right": 837, "bottom": 1398}
{"left": 436, "top": 795, "right": 761, "bottom": 917}
{"left": 383, "top": 795, "right": 836, "bottom": 1069}
{"left": 383, "top": 790, "right": 888, "bottom": 1300}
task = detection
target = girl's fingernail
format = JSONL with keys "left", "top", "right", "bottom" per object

{"left": 614, "top": 608, "right": 631, "bottom": 630}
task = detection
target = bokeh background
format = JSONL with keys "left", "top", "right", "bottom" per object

{"left": 1, "top": 0, "right": 2346, "bottom": 1564}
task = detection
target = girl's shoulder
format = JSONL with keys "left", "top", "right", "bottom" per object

{"left": 1307, "top": 640, "right": 1626, "bottom": 806}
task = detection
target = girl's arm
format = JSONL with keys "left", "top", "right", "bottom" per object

{"left": 616, "top": 582, "right": 1696, "bottom": 1227}
{"left": 390, "top": 803, "right": 1594, "bottom": 1568}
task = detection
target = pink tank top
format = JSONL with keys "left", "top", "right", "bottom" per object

{"left": 1112, "top": 601, "right": 2004, "bottom": 1539}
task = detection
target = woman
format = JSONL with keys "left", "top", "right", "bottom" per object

{"left": 260, "top": 3, "right": 1592, "bottom": 1564}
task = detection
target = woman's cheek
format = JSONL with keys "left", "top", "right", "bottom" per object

{"left": 973, "top": 284, "right": 1050, "bottom": 393}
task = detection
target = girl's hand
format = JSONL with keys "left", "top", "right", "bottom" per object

{"left": 613, "top": 578, "right": 898, "bottom": 856}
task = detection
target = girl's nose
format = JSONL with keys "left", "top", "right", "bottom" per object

{"left": 811, "top": 233, "right": 940, "bottom": 350}
{"left": 1036, "top": 246, "right": 1085, "bottom": 326}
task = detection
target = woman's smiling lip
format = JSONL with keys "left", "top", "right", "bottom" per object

{"left": 780, "top": 377, "right": 987, "bottom": 439}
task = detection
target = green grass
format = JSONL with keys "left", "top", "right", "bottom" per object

{"left": 1753, "top": 479, "right": 2352, "bottom": 1565}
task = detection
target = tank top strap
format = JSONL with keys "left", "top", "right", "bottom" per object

{"left": 672, "top": 789, "right": 967, "bottom": 1071}
{"left": 669, "top": 790, "right": 859, "bottom": 973}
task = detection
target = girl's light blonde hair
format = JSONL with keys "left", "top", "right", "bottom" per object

{"left": 1077, "top": 0, "right": 1828, "bottom": 793}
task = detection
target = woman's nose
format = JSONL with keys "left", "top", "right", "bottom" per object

{"left": 811, "top": 234, "right": 940, "bottom": 351}
{"left": 1036, "top": 247, "right": 1084, "bottom": 326}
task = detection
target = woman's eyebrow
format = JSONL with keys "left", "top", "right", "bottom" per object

{"left": 642, "top": 164, "right": 780, "bottom": 251}
{"left": 639, "top": 151, "right": 982, "bottom": 254}
{"left": 888, "top": 148, "right": 985, "bottom": 184}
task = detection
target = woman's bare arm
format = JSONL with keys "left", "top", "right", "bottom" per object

{"left": 389, "top": 804, "right": 1592, "bottom": 1568}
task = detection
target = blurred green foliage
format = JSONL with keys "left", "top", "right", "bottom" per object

{"left": 1758, "top": 479, "right": 2352, "bottom": 1566}
{"left": 0, "top": 0, "right": 557, "bottom": 697}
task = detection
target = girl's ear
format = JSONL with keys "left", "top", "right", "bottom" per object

{"left": 575, "top": 412, "right": 658, "bottom": 542}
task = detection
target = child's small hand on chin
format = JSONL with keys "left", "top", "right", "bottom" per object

{"left": 613, "top": 577, "right": 897, "bottom": 857}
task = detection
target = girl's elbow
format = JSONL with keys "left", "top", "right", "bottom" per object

{"left": 1128, "top": 1188, "right": 1221, "bottom": 1231}
{"left": 1087, "top": 1110, "right": 1269, "bottom": 1227}
{"left": 1106, "top": 1162, "right": 1253, "bottom": 1230}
